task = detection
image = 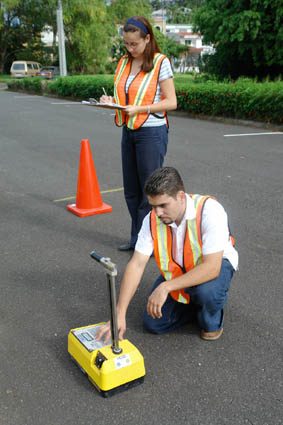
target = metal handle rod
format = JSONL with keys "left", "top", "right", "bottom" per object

{"left": 107, "top": 274, "right": 122, "bottom": 354}
{"left": 90, "top": 251, "right": 117, "bottom": 274}
{"left": 90, "top": 251, "right": 122, "bottom": 354}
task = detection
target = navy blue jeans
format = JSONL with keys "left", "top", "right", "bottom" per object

{"left": 121, "top": 125, "right": 168, "bottom": 248}
{"left": 143, "top": 259, "right": 235, "bottom": 334}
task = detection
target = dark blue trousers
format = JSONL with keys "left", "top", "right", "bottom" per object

{"left": 143, "top": 259, "right": 235, "bottom": 334}
{"left": 121, "top": 125, "right": 168, "bottom": 247}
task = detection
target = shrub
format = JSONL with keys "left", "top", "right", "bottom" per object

{"left": 6, "top": 74, "right": 283, "bottom": 125}
{"left": 7, "top": 77, "right": 42, "bottom": 93}
{"left": 22, "top": 77, "right": 42, "bottom": 93}
{"left": 175, "top": 79, "right": 283, "bottom": 124}
{"left": 48, "top": 75, "right": 114, "bottom": 100}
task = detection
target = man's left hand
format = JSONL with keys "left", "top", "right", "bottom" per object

{"left": 146, "top": 284, "right": 168, "bottom": 319}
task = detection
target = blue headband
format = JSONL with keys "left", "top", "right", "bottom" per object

{"left": 125, "top": 18, "right": 149, "bottom": 35}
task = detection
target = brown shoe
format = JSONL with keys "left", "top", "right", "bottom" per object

{"left": 201, "top": 328, "right": 223, "bottom": 341}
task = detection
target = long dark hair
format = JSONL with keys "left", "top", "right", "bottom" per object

{"left": 123, "top": 16, "right": 161, "bottom": 73}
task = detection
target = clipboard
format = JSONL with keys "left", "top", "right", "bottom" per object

{"left": 82, "top": 100, "right": 126, "bottom": 111}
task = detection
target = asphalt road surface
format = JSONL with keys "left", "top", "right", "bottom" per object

{"left": 1, "top": 89, "right": 282, "bottom": 425}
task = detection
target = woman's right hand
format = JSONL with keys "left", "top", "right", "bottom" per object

{"left": 99, "top": 95, "right": 114, "bottom": 104}
{"left": 96, "top": 313, "right": 126, "bottom": 344}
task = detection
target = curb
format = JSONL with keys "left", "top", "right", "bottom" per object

{"left": 168, "top": 110, "right": 283, "bottom": 131}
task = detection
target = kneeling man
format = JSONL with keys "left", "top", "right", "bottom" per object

{"left": 98, "top": 166, "right": 238, "bottom": 342}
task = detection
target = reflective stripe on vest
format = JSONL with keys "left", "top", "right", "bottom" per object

{"left": 114, "top": 53, "right": 167, "bottom": 130}
{"left": 150, "top": 194, "right": 212, "bottom": 304}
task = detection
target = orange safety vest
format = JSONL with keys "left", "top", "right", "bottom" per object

{"left": 150, "top": 194, "right": 223, "bottom": 304}
{"left": 114, "top": 53, "right": 168, "bottom": 130}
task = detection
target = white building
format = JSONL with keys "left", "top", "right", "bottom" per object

{"left": 153, "top": 19, "right": 215, "bottom": 73}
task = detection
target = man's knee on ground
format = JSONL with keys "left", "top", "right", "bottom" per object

{"left": 142, "top": 313, "right": 167, "bottom": 335}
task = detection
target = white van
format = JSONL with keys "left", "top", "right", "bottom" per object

{"left": 10, "top": 61, "right": 42, "bottom": 78}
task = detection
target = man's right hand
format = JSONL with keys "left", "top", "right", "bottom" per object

{"left": 96, "top": 314, "right": 126, "bottom": 344}
{"left": 96, "top": 252, "right": 149, "bottom": 345}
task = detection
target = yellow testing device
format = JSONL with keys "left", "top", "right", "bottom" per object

{"left": 68, "top": 251, "right": 145, "bottom": 397}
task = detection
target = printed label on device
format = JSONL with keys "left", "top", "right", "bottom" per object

{"left": 114, "top": 354, "right": 132, "bottom": 370}
{"left": 73, "top": 325, "right": 110, "bottom": 352}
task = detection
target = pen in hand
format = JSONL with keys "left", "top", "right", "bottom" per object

{"left": 101, "top": 86, "right": 114, "bottom": 104}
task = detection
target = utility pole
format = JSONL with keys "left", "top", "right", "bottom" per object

{"left": 56, "top": 0, "right": 67, "bottom": 76}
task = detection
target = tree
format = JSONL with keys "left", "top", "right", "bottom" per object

{"left": 0, "top": 0, "right": 57, "bottom": 73}
{"left": 1, "top": 0, "right": 203, "bottom": 75}
{"left": 194, "top": 0, "right": 283, "bottom": 79}
{"left": 150, "top": 0, "right": 163, "bottom": 9}
{"left": 107, "top": 0, "right": 152, "bottom": 23}
{"left": 0, "top": 0, "right": 23, "bottom": 73}
{"left": 166, "top": 5, "right": 193, "bottom": 23}
{"left": 151, "top": 0, "right": 202, "bottom": 24}
{"left": 62, "top": 0, "right": 112, "bottom": 74}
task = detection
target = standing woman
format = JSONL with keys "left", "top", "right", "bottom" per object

{"left": 101, "top": 16, "right": 177, "bottom": 251}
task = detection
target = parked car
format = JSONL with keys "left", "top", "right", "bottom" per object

{"left": 10, "top": 61, "right": 41, "bottom": 78}
{"left": 36, "top": 66, "right": 60, "bottom": 79}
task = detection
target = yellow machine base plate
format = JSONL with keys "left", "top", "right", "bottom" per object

{"left": 68, "top": 323, "right": 145, "bottom": 397}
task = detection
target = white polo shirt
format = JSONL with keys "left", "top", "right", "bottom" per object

{"left": 135, "top": 194, "right": 239, "bottom": 270}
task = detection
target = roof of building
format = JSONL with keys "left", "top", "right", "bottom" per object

{"left": 189, "top": 47, "right": 203, "bottom": 53}
{"left": 178, "top": 31, "right": 199, "bottom": 37}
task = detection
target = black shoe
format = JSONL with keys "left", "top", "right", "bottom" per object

{"left": 118, "top": 243, "right": 134, "bottom": 252}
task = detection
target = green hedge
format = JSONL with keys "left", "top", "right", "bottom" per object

{"left": 7, "top": 75, "right": 283, "bottom": 125}
{"left": 7, "top": 77, "right": 42, "bottom": 93}
{"left": 48, "top": 75, "right": 114, "bottom": 100}
{"left": 176, "top": 79, "right": 283, "bottom": 125}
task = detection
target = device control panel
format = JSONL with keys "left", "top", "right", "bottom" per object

{"left": 72, "top": 324, "right": 110, "bottom": 352}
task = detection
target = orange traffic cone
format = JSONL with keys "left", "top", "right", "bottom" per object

{"left": 67, "top": 139, "right": 112, "bottom": 217}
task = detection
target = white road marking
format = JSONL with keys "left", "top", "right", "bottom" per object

{"left": 224, "top": 132, "right": 283, "bottom": 137}
{"left": 51, "top": 102, "right": 81, "bottom": 105}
